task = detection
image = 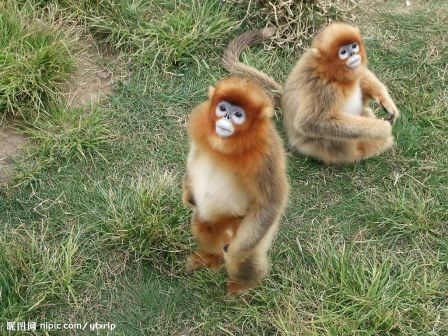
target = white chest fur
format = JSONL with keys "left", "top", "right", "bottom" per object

{"left": 189, "top": 149, "right": 249, "bottom": 221}
{"left": 343, "top": 84, "right": 363, "bottom": 116}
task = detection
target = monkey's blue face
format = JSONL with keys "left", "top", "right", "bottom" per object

{"left": 338, "top": 42, "right": 361, "bottom": 69}
{"left": 215, "top": 101, "right": 246, "bottom": 138}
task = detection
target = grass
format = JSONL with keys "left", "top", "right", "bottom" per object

{"left": 93, "top": 172, "right": 190, "bottom": 273}
{"left": 225, "top": 0, "right": 358, "bottom": 50}
{"left": 12, "top": 103, "right": 112, "bottom": 188}
{"left": 0, "top": 225, "right": 86, "bottom": 320}
{"left": 274, "top": 235, "right": 446, "bottom": 334}
{"left": 21, "top": 103, "right": 112, "bottom": 161}
{"left": 89, "top": 0, "right": 239, "bottom": 66}
{"left": 1, "top": 0, "right": 447, "bottom": 335}
{"left": 19, "top": 0, "right": 240, "bottom": 67}
{"left": 0, "top": 3, "right": 75, "bottom": 120}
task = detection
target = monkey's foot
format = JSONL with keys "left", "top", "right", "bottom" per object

{"left": 226, "top": 279, "right": 256, "bottom": 295}
{"left": 186, "top": 251, "right": 223, "bottom": 273}
{"left": 356, "top": 142, "right": 367, "bottom": 156}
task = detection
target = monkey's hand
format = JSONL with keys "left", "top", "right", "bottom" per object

{"left": 223, "top": 244, "right": 236, "bottom": 260}
{"left": 222, "top": 243, "right": 248, "bottom": 263}
{"left": 182, "top": 188, "right": 196, "bottom": 207}
{"left": 182, "top": 174, "right": 196, "bottom": 207}
{"left": 379, "top": 98, "right": 400, "bottom": 125}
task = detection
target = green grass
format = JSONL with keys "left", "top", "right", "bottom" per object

{"left": 272, "top": 235, "right": 446, "bottom": 335}
{"left": 12, "top": 103, "right": 112, "bottom": 188}
{"left": 0, "top": 4, "right": 75, "bottom": 120}
{"left": 0, "top": 225, "right": 86, "bottom": 320}
{"left": 20, "top": 0, "right": 240, "bottom": 67}
{"left": 90, "top": 0, "right": 239, "bottom": 66}
{"left": 23, "top": 103, "right": 112, "bottom": 160}
{"left": 1, "top": 0, "right": 447, "bottom": 335}
{"left": 93, "top": 172, "right": 191, "bottom": 273}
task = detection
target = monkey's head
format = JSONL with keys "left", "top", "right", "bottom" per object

{"left": 205, "top": 77, "right": 273, "bottom": 154}
{"left": 311, "top": 23, "right": 367, "bottom": 82}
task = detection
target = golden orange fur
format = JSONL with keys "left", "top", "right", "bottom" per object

{"left": 282, "top": 22, "right": 400, "bottom": 164}
{"left": 183, "top": 77, "right": 289, "bottom": 295}
{"left": 222, "top": 23, "right": 400, "bottom": 164}
{"left": 311, "top": 24, "right": 367, "bottom": 83}
{"left": 188, "top": 78, "right": 273, "bottom": 173}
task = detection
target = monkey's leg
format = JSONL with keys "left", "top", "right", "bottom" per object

{"left": 300, "top": 136, "right": 393, "bottom": 164}
{"left": 300, "top": 114, "right": 392, "bottom": 140}
{"left": 308, "top": 135, "right": 393, "bottom": 164}
{"left": 187, "top": 214, "right": 241, "bottom": 273}
{"left": 297, "top": 137, "right": 359, "bottom": 164}
{"left": 297, "top": 112, "right": 393, "bottom": 163}
{"left": 343, "top": 109, "right": 394, "bottom": 161}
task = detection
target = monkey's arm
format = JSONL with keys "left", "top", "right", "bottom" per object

{"left": 360, "top": 69, "right": 399, "bottom": 123}
{"left": 299, "top": 114, "right": 392, "bottom": 140}
{"left": 227, "top": 145, "right": 288, "bottom": 254}
{"left": 182, "top": 173, "right": 195, "bottom": 207}
{"left": 231, "top": 202, "right": 280, "bottom": 252}
{"left": 182, "top": 142, "right": 199, "bottom": 207}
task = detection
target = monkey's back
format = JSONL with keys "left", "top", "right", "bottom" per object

{"left": 282, "top": 51, "right": 320, "bottom": 148}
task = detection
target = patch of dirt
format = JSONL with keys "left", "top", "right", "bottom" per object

{"left": 0, "top": 125, "right": 27, "bottom": 183}
{"left": 0, "top": 35, "right": 118, "bottom": 185}
{"left": 62, "top": 36, "right": 115, "bottom": 107}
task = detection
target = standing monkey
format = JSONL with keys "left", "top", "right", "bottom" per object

{"left": 223, "top": 23, "right": 400, "bottom": 164}
{"left": 183, "top": 77, "right": 289, "bottom": 295}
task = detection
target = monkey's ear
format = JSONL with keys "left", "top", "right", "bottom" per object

{"left": 261, "top": 106, "right": 274, "bottom": 118}
{"left": 208, "top": 86, "right": 215, "bottom": 98}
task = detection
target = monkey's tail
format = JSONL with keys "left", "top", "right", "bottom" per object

{"left": 222, "top": 28, "right": 283, "bottom": 106}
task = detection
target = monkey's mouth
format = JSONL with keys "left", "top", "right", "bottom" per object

{"left": 347, "top": 55, "right": 361, "bottom": 69}
{"left": 216, "top": 125, "right": 233, "bottom": 138}
{"left": 215, "top": 119, "right": 234, "bottom": 138}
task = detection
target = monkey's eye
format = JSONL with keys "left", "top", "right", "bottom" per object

{"left": 231, "top": 109, "right": 246, "bottom": 125}
{"left": 352, "top": 43, "right": 359, "bottom": 52}
{"left": 216, "top": 101, "right": 229, "bottom": 117}
{"left": 338, "top": 46, "right": 349, "bottom": 60}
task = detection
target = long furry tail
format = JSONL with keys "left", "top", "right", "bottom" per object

{"left": 222, "top": 28, "right": 282, "bottom": 105}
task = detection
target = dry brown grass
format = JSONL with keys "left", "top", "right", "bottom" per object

{"left": 228, "top": 0, "right": 358, "bottom": 50}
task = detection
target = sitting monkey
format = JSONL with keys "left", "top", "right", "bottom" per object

{"left": 223, "top": 23, "right": 400, "bottom": 164}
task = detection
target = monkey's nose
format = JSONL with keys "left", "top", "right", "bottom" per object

{"left": 350, "top": 51, "right": 355, "bottom": 56}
